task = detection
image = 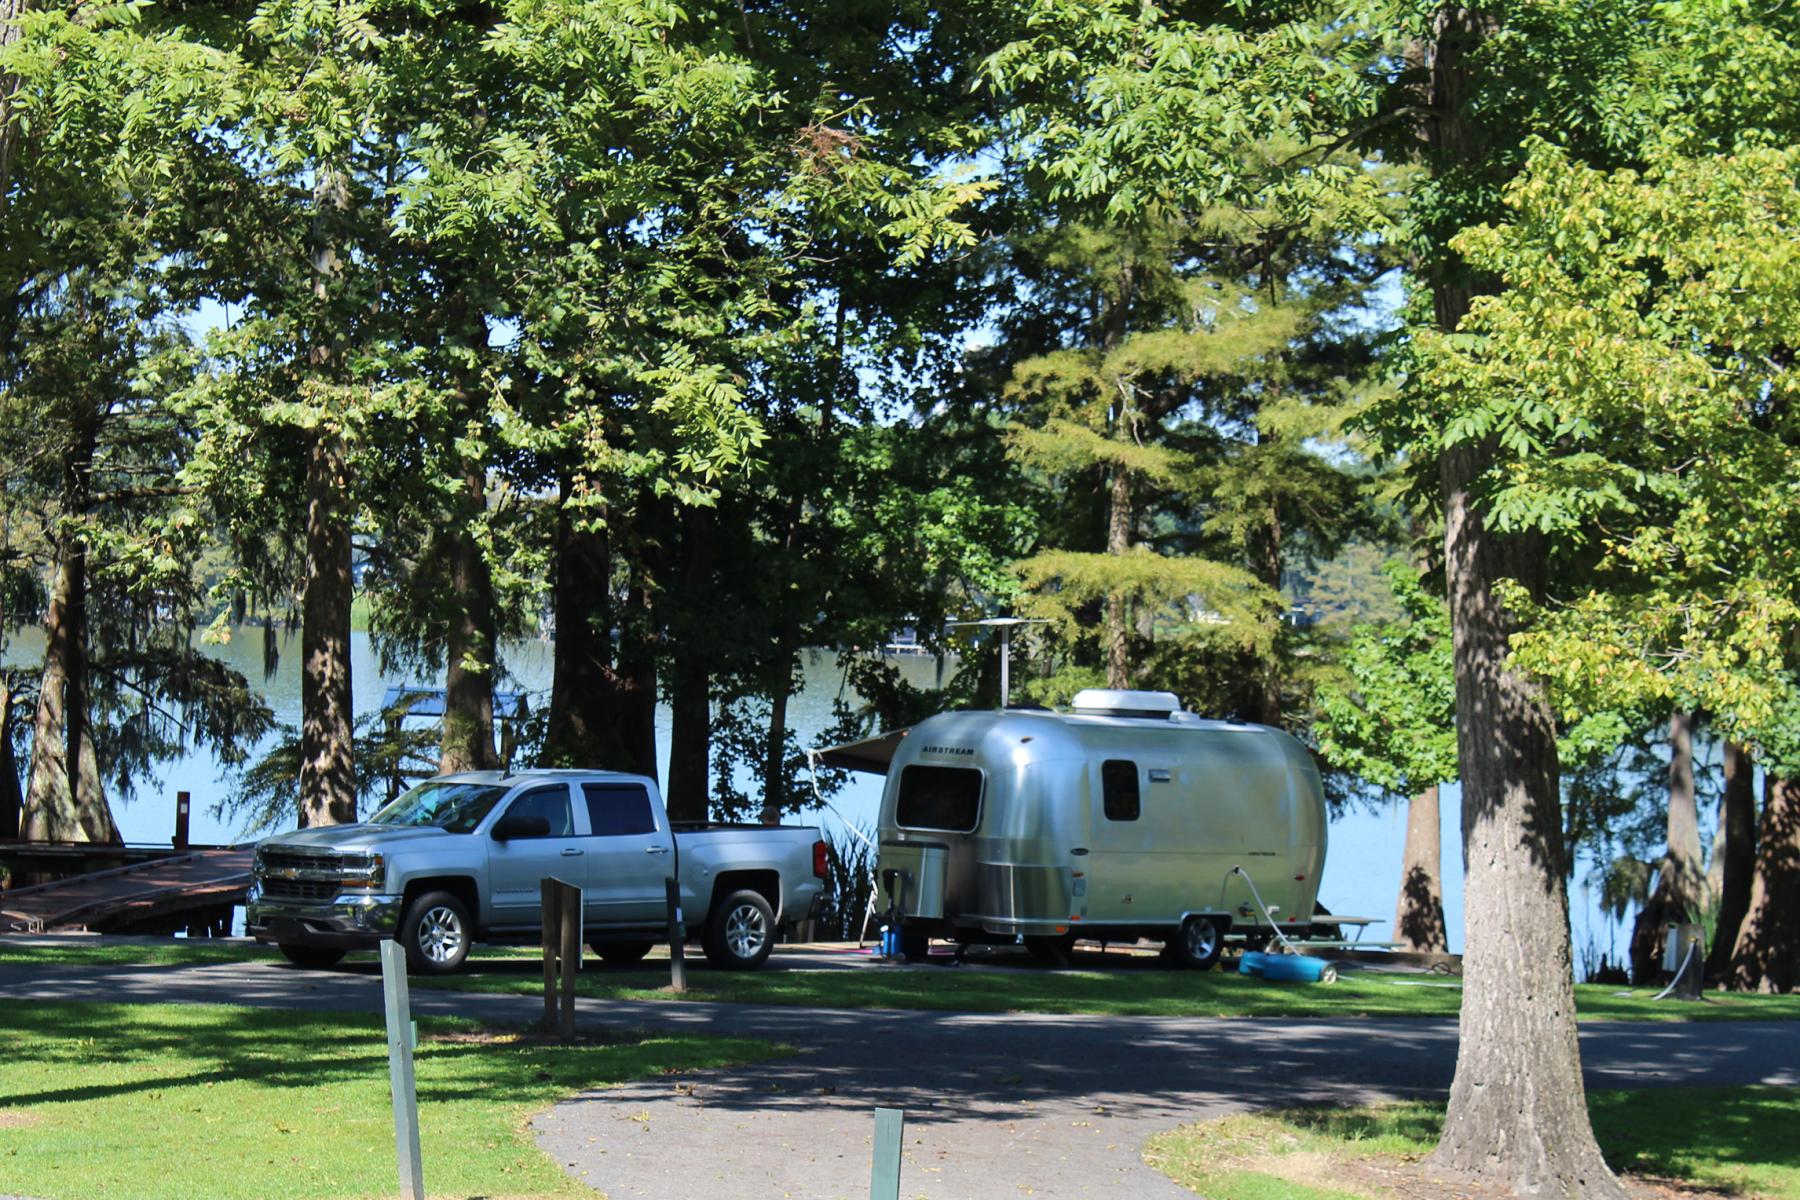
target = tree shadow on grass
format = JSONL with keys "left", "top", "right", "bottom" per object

{"left": 1590, "top": 1086, "right": 1800, "bottom": 1176}
{"left": 0, "top": 1000, "right": 769, "bottom": 1110}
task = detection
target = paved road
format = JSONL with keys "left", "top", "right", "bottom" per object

{"left": 2, "top": 958, "right": 1795, "bottom": 1200}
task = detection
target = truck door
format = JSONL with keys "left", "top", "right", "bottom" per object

{"left": 578, "top": 781, "right": 675, "bottom": 925}
{"left": 488, "top": 783, "right": 582, "bottom": 928}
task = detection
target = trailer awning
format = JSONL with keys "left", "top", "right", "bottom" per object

{"left": 812, "top": 727, "right": 910, "bottom": 775}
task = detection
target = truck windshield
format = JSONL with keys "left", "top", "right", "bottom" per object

{"left": 368, "top": 782, "right": 509, "bottom": 833}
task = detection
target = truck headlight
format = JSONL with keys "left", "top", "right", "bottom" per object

{"left": 338, "top": 853, "right": 385, "bottom": 890}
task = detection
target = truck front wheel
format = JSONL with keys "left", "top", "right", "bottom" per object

{"left": 703, "top": 889, "right": 774, "bottom": 970}
{"left": 400, "top": 890, "right": 472, "bottom": 974}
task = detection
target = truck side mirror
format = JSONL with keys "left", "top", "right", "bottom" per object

{"left": 492, "top": 814, "right": 551, "bottom": 841}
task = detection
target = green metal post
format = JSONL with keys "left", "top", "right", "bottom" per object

{"left": 870, "top": 1107, "right": 903, "bottom": 1200}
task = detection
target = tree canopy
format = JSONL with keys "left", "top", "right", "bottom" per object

{"left": 2, "top": 3, "right": 1797, "bottom": 1162}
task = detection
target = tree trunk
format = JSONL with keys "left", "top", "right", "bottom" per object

{"left": 1102, "top": 261, "right": 1134, "bottom": 691}
{"left": 1104, "top": 462, "right": 1132, "bottom": 689}
{"left": 664, "top": 511, "right": 713, "bottom": 823}
{"left": 298, "top": 163, "right": 357, "bottom": 828}
{"left": 0, "top": 677, "right": 20, "bottom": 839}
{"left": 1249, "top": 506, "right": 1283, "bottom": 725}
{"left": 760, "top": 636, "right": 797, "bottom": 825}
{"left": 299, "top": 428, "right": 357, "bottom": 827}
{"left": 0, "top": 0, "right": 29, "bottom": 218}
{"left": 665, "top": 654, "right": 709, "bottom": 824}
{"left": 1629, "top": 711, "right": 1706, "bottom": 983}
{"left": 23, "top": 414, "right": 119, "bottom": 845}
{"left": 1705, "top": 741, "right": 1758, "bottom": 980}
{"left": 1394, "top": 784, "right": 1448, "bottom": 953}
{"left": 439, "top": 466, "right": 498, "bottom": 774}
{"left": 544, "top": 483, "right": 623, "bottom": 768}
{"left": 1429, "top": 437, "right": 1620, "bottom": 1196}
{"left": 22, "top": 602, "right": 80, "bottom": 841}
{"left": 1419, "top": 10, "right": 1624, "bottom": 1194}
{"left": 617, "top": 581, "right": 659, "bottom": 780}
{"left": 1727, "top": 775, "right": 1798, "bottom": 993}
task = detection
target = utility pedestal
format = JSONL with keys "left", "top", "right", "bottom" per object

{"left": 1663, "top": 923, "right": 1705, "bottom": 1001}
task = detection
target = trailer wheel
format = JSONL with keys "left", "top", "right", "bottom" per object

{"left": 704, "top": 888, "right": 775, "bottom": 970}
{"left": 277, "top": 943, "right": 345, "bottom": 970}
{"left": 1165, "top": 915, "right": 1225, "bottom": 971}
{"left": 899, "top": 928, "right": 931, "bottom": 961}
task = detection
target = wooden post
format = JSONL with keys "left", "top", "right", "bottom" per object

{"left": 379, "top": 939, "right": 426, "bottom": 1200}
{"left": 541, "top": 877, "right": 560, "bottom": 1032}
{"left": 540, "top": 877, "right": 582, "bottom": 1041}
{"left": 559, "top": 882, "right": 579, "bottom": 1041}
{"left": 870, "top": 1107, "right": 904, "bottom": 1200}
{"left": 173, "top": 791, "right": 190, "bottom": 851}
{"left": 665, "top": 876, "right": 687, "bottom": 994}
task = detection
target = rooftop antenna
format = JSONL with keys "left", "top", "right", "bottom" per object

{"left": 946, "top": 616, "right": 1049, "bottom": 709}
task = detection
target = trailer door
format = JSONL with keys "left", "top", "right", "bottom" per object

{"left": 1083, "top": 758, "right": 1156, "bottom": 924}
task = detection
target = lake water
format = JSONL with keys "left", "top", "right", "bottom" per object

{"left": 8, "top": 627, "right": 1636, "bottom": 961}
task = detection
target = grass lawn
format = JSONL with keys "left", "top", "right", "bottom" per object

{"left": 5, "top": 938, "right": 1799, "bottom": 1022}
{"left": 0, "top": 938, "right": 275, "bottom": 967}
{"left": 417, "top": 955, "right": 1800, "bottom": 1023}
{"left": 0, "top": 1000, "right": 778, "bottom": 1200}
{"left": 1145, "top": 1087, "right": 1800, "bottom": 1199}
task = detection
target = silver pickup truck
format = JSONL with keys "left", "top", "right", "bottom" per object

{"left": 246, "top": 769, "right": 827, "bottom": 974}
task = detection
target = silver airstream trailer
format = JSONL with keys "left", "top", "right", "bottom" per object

{"left": 821, "top": 689, "right": 1327, "bottom": 968}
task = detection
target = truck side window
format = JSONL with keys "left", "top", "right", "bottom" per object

{"left": 505, "top": 786, "right": 573, "bottom": 837}
{"left": 1101, "top": 759, "right": 1140, "bottom": 822}
{"left": 582, "top": 783, "right": 657, "bottom": 837}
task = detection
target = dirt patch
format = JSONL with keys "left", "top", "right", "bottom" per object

{"left": 1232, "top": 1150, "right": 1736, "bottom": 1200}
{"left": 1146, "top": 1112, "right": 1741, "bottom": 1200}
{"left": 0, "top": 1111, "right": 42, "bottom": 1130}
{"left": 424, "top": 1025, "right": 636, "bottom": 1048}
{"left": 425, "top": 1028, "right": 528, "bottom": 1046}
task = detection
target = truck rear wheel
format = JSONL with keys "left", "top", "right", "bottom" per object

{"left": 400, "top": 889, "right": 472, "bottom": 975}
{"left": 703, "top": 888, "right": 774, "bottom": 970}
{"left": 277, "top": 943, "right": 346, "bottom": 970}
{"left": 1164, "top": 915, "right": 1226, "bottom": 971}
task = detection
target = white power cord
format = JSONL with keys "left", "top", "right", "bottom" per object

{"left": 805, "top": 748, "right": 883, "bottom": 946}
{"left": 1231, "top": 864, "right": 1303, "bottom": 954}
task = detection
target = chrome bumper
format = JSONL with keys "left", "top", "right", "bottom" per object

{"left": 245, "top": 887, "right": 403, "bottom": 947}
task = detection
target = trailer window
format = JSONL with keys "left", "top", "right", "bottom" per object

{"left": 1101, "top": 760, "right": 1140, "bottom": 821}
{"left": 895, "top": 766, "right": 983, "bottom": 832}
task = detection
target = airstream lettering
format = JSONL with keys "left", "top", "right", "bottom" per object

{"left": 820, "top": 689, "right": 1328, "bottom": 968}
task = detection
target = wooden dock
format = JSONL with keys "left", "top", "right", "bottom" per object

{"left": 0, "top": 846, "right": 253, "bottom": 935}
